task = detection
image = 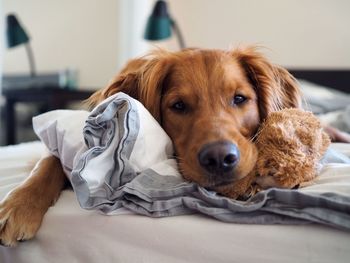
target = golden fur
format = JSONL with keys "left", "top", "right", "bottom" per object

{"left": 88, "top": 47, "right": 302, "bottom": 188}
{"left": 0, "top": 46, "right": 307, "bottom": 246}
{"left": 0, "top": 156, "right": 66, "bottom": 246}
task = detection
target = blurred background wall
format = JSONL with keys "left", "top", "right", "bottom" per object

{"left": 169, "top": 0, "right": 350, "bottom": 68}
{"left": 2, "top": 0, "right": 350, "bottom": 88}
{"left": 2, "top": 0, "right": 151, "bottom": 88}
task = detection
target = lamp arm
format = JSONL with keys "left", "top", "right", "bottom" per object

{"left": 24, "top": 43, "right": 36, "bottom": 77}
{"left": 170, "top": 19, "right": 185, "bottom": 50}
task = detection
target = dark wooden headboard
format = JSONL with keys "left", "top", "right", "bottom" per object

{"left": 288, "top": 69, "right": 350, "bottom": 94}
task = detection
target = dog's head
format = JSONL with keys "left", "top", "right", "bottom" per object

{"left": 88, "top": 46, "right": 301, "bottom": 188}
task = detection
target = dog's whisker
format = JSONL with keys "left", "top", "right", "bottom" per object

{"left": 168, "top": 154, "right": 180, "bottom": 160}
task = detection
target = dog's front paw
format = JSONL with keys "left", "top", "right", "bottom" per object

{"left": 0, "top": 192, "right": 45, "bottom": 247}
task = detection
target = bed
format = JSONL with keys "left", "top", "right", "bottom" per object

{"left": 1, "top": 70, "right": 350, "bottom": 263}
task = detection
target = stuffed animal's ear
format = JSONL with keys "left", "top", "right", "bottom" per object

{"left": 86, "top": 54, "right": 172, "bottom": 122}
{"left": 232, "top": 46, "right": 302, "bottom": 120}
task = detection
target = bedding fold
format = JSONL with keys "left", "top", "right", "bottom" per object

{"left": 33, "top": 92, "right": 350, "bottom": 230}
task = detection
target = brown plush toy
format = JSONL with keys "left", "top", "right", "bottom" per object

{"left": 215, "top": 108, "right": 331, "bottom": 200}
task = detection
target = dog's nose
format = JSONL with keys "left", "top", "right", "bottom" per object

{"left": 198, "top": 141, "right": 240, "bottom": 175}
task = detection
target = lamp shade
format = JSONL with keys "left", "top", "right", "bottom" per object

{"left": 144, "top": 0, "right": 172, "bottom": 41}
{"left": 6, "top": 14, "right": 30, "bottom": 48}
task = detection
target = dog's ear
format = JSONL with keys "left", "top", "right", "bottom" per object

{"left": 86, "top": 58, "right": 144, "bottom": 109}
{"left": 86, "top": 54, "right": 172, "bottom": 122}
{"left": 232, "top": 46, "right": 302, "bottom": 120}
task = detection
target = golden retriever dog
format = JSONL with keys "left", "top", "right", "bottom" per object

{"left": 0, "top": 46, "right": 345, "bottom": 246}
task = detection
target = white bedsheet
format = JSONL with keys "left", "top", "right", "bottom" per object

{"left": 1, "top": 141, "right": 350, "bottom": 263}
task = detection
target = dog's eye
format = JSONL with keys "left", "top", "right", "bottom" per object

{"left": 171, "top": 100, "right": 187, "bottom": 112}
{"left": 232, "top": 95, "right": 247, "bottom": 106}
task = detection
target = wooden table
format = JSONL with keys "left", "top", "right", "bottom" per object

{"left": 3, "top": 87, "right": 94, "bottom": 145}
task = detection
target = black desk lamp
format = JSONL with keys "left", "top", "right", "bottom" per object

{"left": 6, "top": 14, "right": 36, "bottom": 77}
{"left": 144, "top": 0, "right": 185, "bottom": 49}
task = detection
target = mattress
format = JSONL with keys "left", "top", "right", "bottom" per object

{"left": 1, "top": 141, "right": 350, "bottom": 263}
